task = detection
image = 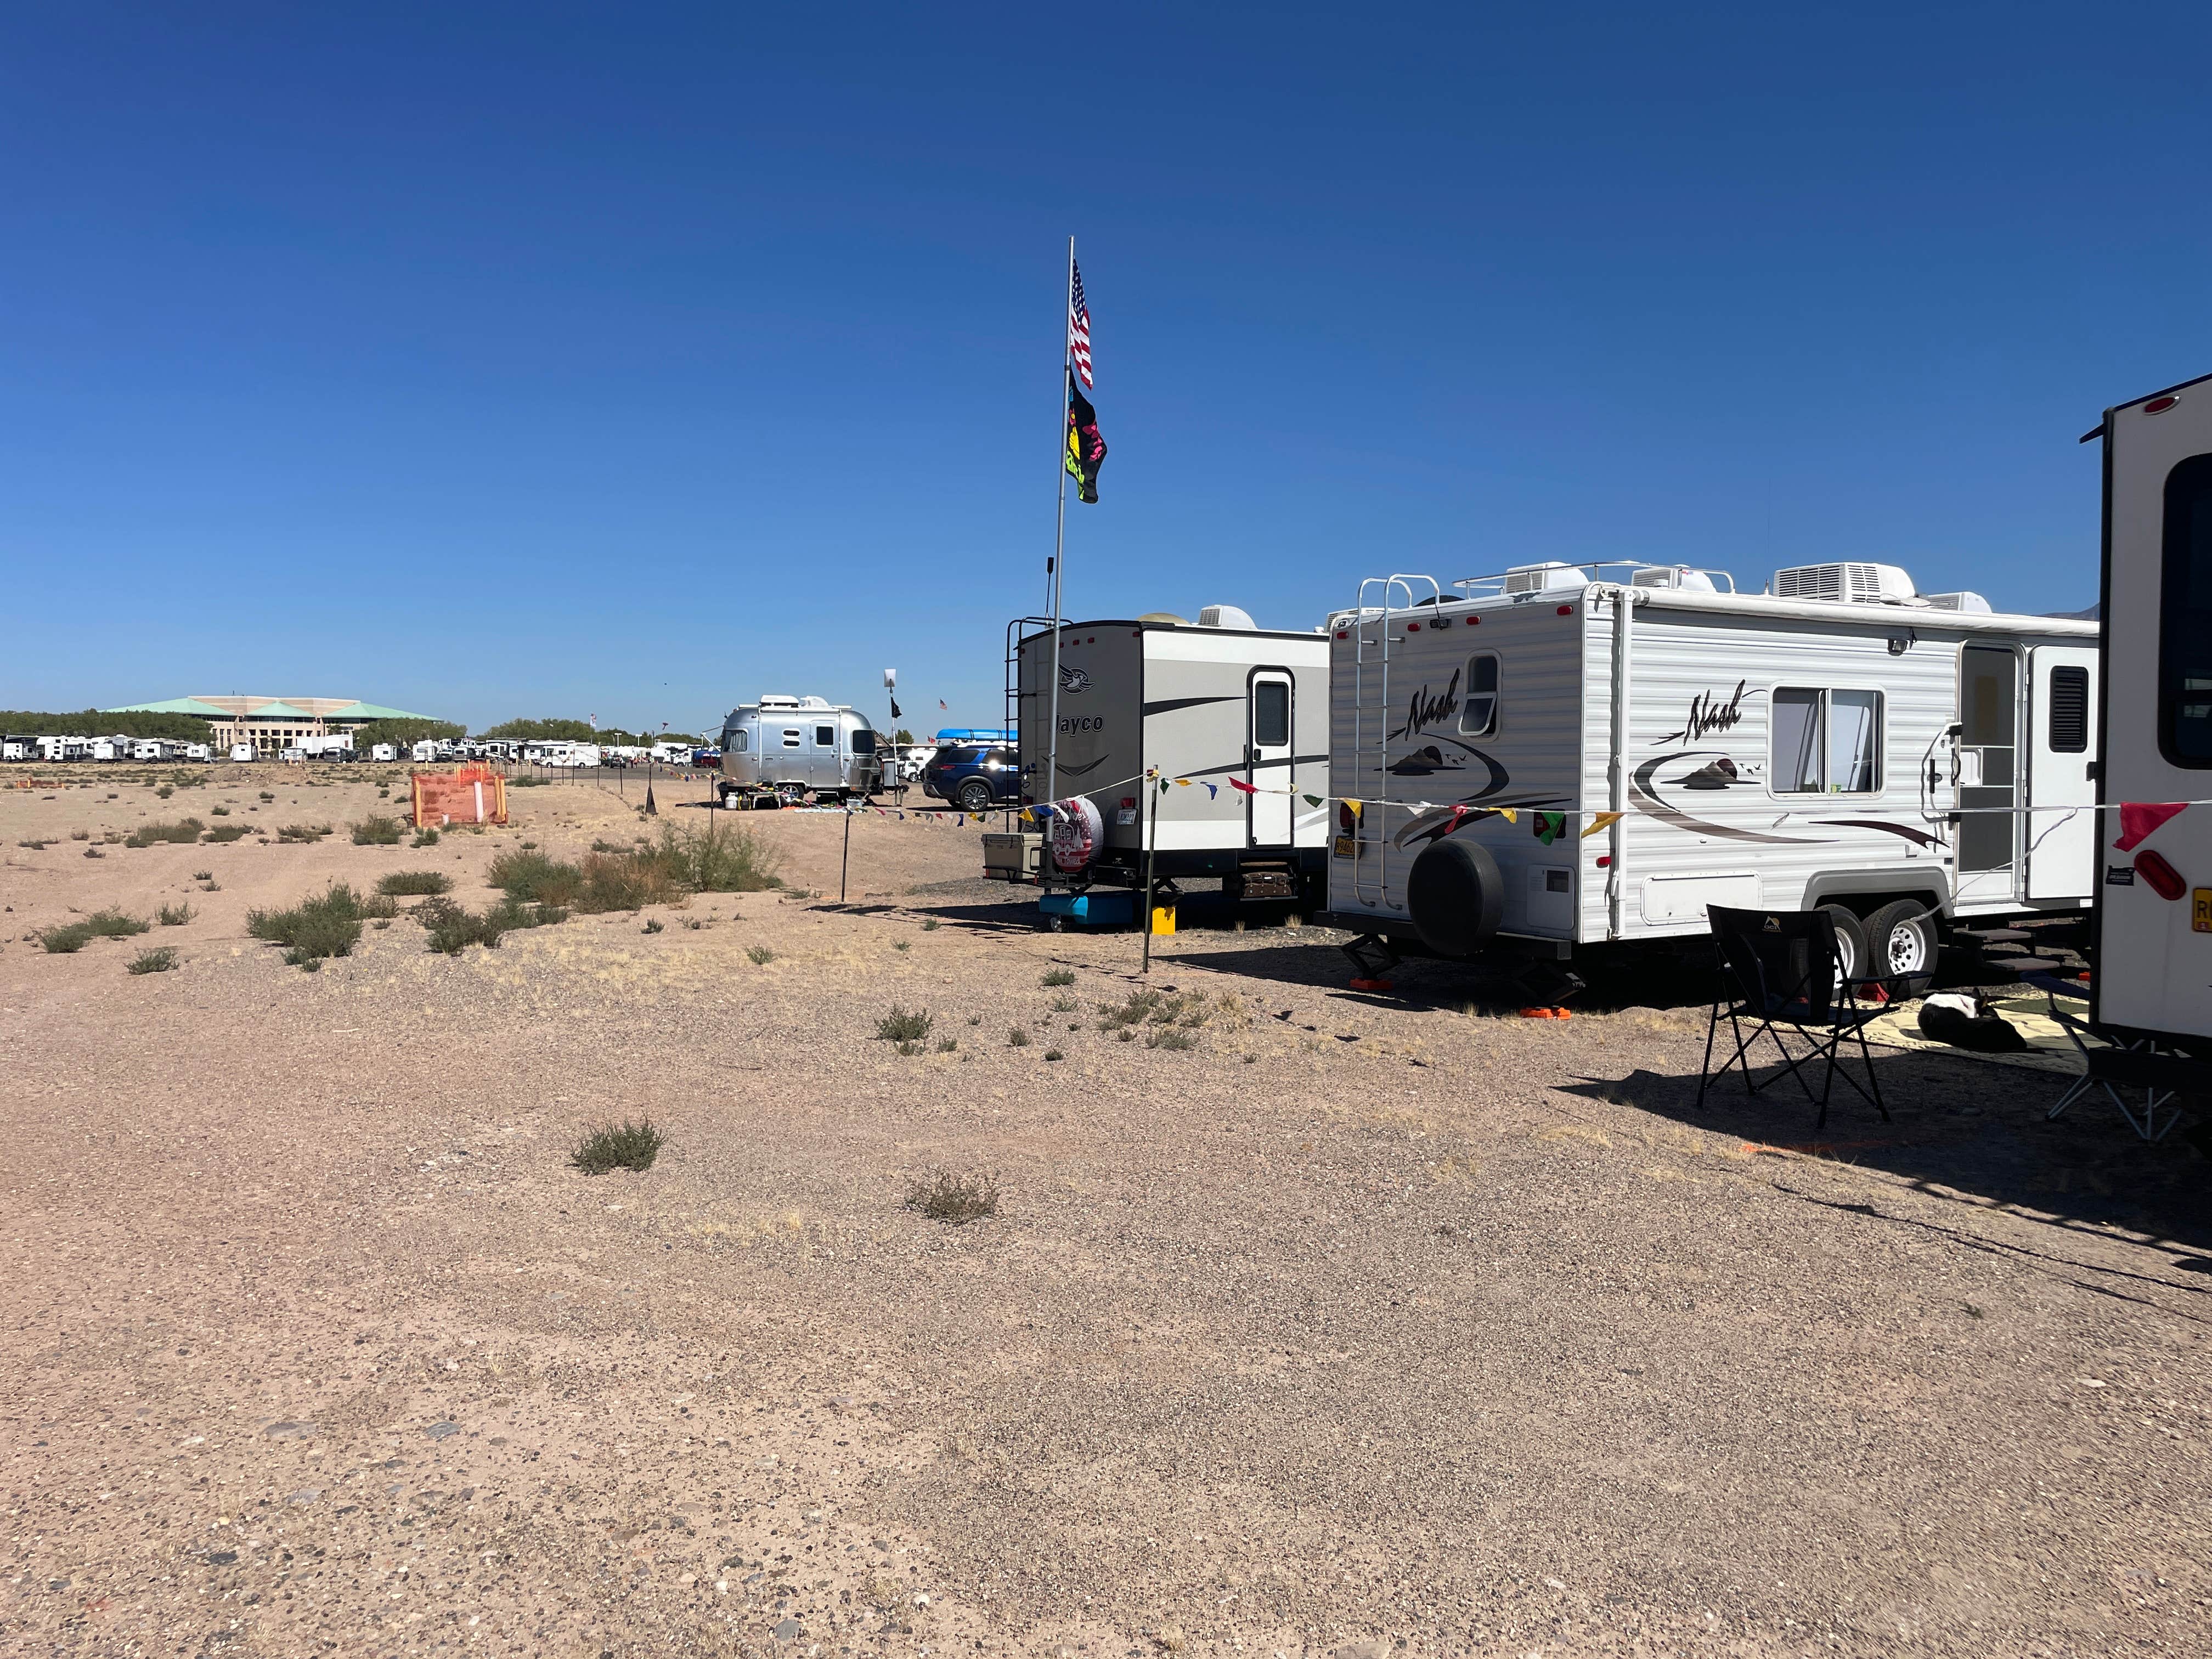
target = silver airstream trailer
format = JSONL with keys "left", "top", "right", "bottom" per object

{"left": 716, "top": 695, "right": 882, "bottom": 808}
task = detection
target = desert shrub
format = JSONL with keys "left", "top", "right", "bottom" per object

{"left": 508, "top": 774, "right": 548, "bottom": 786}
{"left": 574, "top": 849, "right": 681, "bottom": 911}
{"left": 418, "top": 894, "right": 563, "bottom": 954}
{"left": 877, "top": 1005, "right": 933, "bottom": 1042}
{"left": 376, "top": 870, "right": 452, "bottom": 897}
{"left": 201, "top": 824, "right": 249, "bottom": 843}
{"left": 657, "top": 819, "right": 781, "bottom": 893}
{"left": 210, "top": 805, "right": 229, "bottom": 816}
{"left": 1042, "top": 968, "right": 1075, "bottom": 986}
{"left": 1146, "top": 1028, "right": 1197, "bottom": 1051}
{"left": 40, "top": 922, "right": 94, "bottom": 953}
{"left": 935, "top": 1036, "right": 957, "bottom": 1052}
{"left": 126, "top": 817, "right": 205, "bottom": 848}
{"left": 487, "top": 847, "right": 570, "bottom": 901}
{"left": 521, "top": 840, "right": 538, "bottom": 850}
{"left": 1049, "top": 994, "right": 1078, "bottom": 1013}
{"left": 921, "top": 918, "right": 940, "bottom": 931}
{"left": 69, "top": 828, "right": 89, "bottom": 840}
{"left": 905, "top": 1169, "right": 998, "bottom": 1224}
{"left": 1044, "top": 1047, "right": 1064, "bottom": 1061}
{"left": 86, "top": 909, "right": 150, "bottom": 939}
{"left": 276, "top": 823, "right": 332, "bottom": 843}
{"left": 1007, "top": 1026, "right": 1030, "bottom": 1047}
{"left": 155, "top": 784, "right": 173, "bottom": 799}
{"left": 246, "top": 883, "right": 372, "bottom": 967}
{"left": 157, "top": 903, "right": 194, "bottom": 926}
{"left": 191, "top": 870, "right": 211, "bottom": 881}
{"left": 895, "top": 1040, "right": 923, "bottom": 1056}
{"left": 412, "top": 828, "right": 439, "bottom": 848}
{"left": 128, "top": 946, "right": 179, "bottom": 975}
{"left": 257, "top": 791, "right": 274, "bottom": 802}
{"left": 83, "top": 847, "right": 103, "bottom": 859}
{"left": 18, "top": 838, "right": 53, "bottom": 850}
{"left": 642, "top": 918, "right": 664, "bottom": 934}
{"left": 570, "top": 1118, "right": 663, "bottom": 1176}
{"left": 351, "top": 815, "right": 405, "bottom": 845}
{"left": 893, "top": 939, "right": 910, "bottom": 952}
{"left": 746, "top": 944, "right": 776, "bottom": 965}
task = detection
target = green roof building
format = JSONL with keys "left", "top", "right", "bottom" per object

{"left": 102, "top": 696, "right": 437, "bottom": 749}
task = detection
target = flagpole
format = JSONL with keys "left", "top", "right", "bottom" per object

{"left": 1045, "top": 233, "right": 1073, "bottom": 812}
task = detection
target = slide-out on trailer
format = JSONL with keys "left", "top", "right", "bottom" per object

{"left": 1323, "top": 561, "right": 2099, "bottom": 983}
{"left": 1011, "top": 609, "right": 1330, "bottom": 906}
{"left": 2085, "top": 374, "right": 2212, "bottom": 1053}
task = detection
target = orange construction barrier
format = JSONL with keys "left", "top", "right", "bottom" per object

{"left": 410, "top": 764, "right": 509, "bottom": 828}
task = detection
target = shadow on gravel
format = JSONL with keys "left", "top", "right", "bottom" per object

{"left": 1560, "top": 1053, "right": 2212, "bottom": 1256}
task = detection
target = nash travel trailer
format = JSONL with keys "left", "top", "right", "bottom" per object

{"left": 716, "top": 696, "right": 881, "bottom": 807}
{"left": 2084, "top": 374, "right": 2212, "bottom": 1050}
{"left": 1324, "top": 562, "right": 2099, "bottom": 984}
{"left": 1011, "top": 609, "right": 1331, "bottom": 904}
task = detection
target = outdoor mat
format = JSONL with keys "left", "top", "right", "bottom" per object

{"left": 1861, "top": 993, "right": 2081, "bottom": 1076}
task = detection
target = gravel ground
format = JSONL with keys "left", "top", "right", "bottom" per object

{"left": 2, "top": 766, "right": 2208, "bottom": 1657}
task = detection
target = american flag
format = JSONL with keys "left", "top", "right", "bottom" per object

{"left": 1068, "top": 259, "right": 1093, "bottom": 389}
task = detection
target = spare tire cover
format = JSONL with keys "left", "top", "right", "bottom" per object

{"left": 1407, "top": 838, "right": 1504, "bottom": 958}
{"left": 1047, "top": 796, "right": 1105, "bottom": 873}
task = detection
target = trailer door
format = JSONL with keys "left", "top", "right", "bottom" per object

{"left": 1248, "top": 671, "right": 1293, "bottom": 845}
{"left": 1955, "top": 644, "right": 2022, "bottom": 906}
{"left": 2025, "top": 646, "right": 2097, "bottom": 900}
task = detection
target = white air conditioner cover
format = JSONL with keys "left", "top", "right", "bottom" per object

{"left": 1197, "top": 604, "right": 1257, "bottom": 630}
{"left": 1770, "top": 562, "right": 1916, "bottom": 604}
{"left": 1922, "top": 591, "right": 1994, "bottom": 613}
{"left": 1504, "top": 561, "right": 1592, "bottom": 595}
{"left": 1630, "top": 565, "right": 1718, "bottom": 591}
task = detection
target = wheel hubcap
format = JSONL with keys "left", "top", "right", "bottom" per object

{"left": 1886, "top": 926, "right": 1923, "bottom": 974}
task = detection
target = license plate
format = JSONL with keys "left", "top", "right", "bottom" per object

{"left": 1333, "top": 834, "right": 1355, "bottom": 859}
{"left": 2196, "top": 889, "right": 2212, "bottom": 934}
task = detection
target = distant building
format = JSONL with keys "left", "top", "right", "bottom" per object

{"left": 103, "top": 696, "right": 435, "bottom": 752}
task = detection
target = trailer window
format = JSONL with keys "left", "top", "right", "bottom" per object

{"left": 1252, "top": 680, "right": 1290, "bottom": 746}
{"left": 2047, "top": 666, "right": 2089, "bottom": 754}
{"left": 815, "top": 725, "right": 836, "bottom": 747}
{"left": 1457, "top": 653, "right": 1500, "bottom": 737}
{"left": 850, "top": 729, "right": 876, "bottom": 754}
{"left": 2163, "top": 453, "right": 2212, "bottom": 765}
{"left": 1772, "top": 687, "right": 1881, "bottom": 793}
{"left": 732, "top": 730, "right": 750, "bottom": 753}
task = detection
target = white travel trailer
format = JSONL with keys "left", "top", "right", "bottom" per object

{"left": 3, "top": 737, "right": 36, "bottom": 762}
{"left": 716, "top": 696, "right": 881, "bottom": 806}
{"left": 1324, "top": 562, "right": 2100, "bottom": 982}
{"left": 183, "top": 743, "right": 212, "bottom": 762}
{"left": 229, "top": 743, "right": 258, "bottom": 763}
{"left": 2085, "top": 373, "right": 2212, "bottom": 1049}
{"left": 91, "top": 737, "right": 128, "bottom": 762}
{"left": 132, "top": 740, "right": 170, "bottom": 762}
{"left": 410, "top": 739, "right": 439, "bottom": 763}
{"left": 1011, "top": 609, "right": 1331, "bottom": 901}
{"left": 371, "top": 743, "right": 398, "bottom": 763}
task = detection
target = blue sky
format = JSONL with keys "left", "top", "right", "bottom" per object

{"left": 4, "top": 3, "right": 2207, "bottom": 733}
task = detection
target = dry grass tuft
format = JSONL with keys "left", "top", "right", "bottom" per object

{"left": 877, "top": 1005, "right": 934, "bottom": 1042}
{"left": 569, "top": 1118, "right": 664, "bottom": 1176}
{"left": 905, "top": 1169, "right": 998, "bottom": 1225}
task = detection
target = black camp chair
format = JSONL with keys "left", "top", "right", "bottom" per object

{"left": 2042, "top": 1000, "right": 2208, "bottom": 1144}
{"left": 1698, "top": 905, "right": 1894, "bottom": 1130}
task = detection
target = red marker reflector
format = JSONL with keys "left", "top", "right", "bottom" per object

{"left": 1335, "top": 630, "right": 1348, "bottom": 639}
{"left": 2136, "top": 848, "right": 2187, "bottom": 900}
{"left": 1406, "top": 621, "right": 1421, "bottom": 631}
{"left": 1120, "top": 797, "right": 1136, "bottom": 810}
{"left": 1595, "top": 855, "right": 1611, "bottom": 867}
{"left": 2145, "top": 394, "right": 2182, "bottom": 415}
{"left": 1556, "top": 605, "right": 1573, "bottom": 616}
{"left": 1466, "top": 613, "right": 1479, "bottom": 624}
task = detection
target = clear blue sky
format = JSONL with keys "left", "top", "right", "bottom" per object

{"left": 4, "top": 3, "right": 2207, "bottom": 733}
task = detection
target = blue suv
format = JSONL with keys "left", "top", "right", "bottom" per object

{"left": 921, "top": 743, "right": 1020, "bottom": 812}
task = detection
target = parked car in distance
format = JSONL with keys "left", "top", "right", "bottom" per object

{"left": 922, "top": 742, "right": 1020, "bottom": 812}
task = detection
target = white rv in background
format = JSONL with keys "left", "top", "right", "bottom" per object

{"left": 1324, "top": 561, "right": 2098, "bottom": 982}
{"left": 229, "top": 743, "right": 258, "bottom": 763}
{"left": 371, "top": 743, "right": 398, "bottom": 763}
{"left": 1012, "top": 608, "right": 1331, "bottom": 901}
{"left": 2086, "top": 374, "right": 2212, "bottom": 1048}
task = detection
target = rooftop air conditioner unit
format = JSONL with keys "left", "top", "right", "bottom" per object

{"left": 1921, "top": 591, "right": 1993, "bottom": 613}
{"left": 1630, "top": 565, "right": 1718, "bottom": 591}
{"left": 1197, "top": 604, "right": 1257, "bottom": 630}
{"left": 1770, "top": 562, "right": 1916, "bottom": 604}
{"left": 1504, "top": 561, "right": 1592, "bottom": 596}
{"left": 759, "top": 695, "right": 803, "bottom": 709}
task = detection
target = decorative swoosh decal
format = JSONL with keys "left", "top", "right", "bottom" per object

{"left": 1141, "top": 695, "right": 1239, "bottom": 716}
{"left": 1391, "top": 794, "right": 1572, "bottom": 849}
{"left": 1055, "top": 757, "right": 1110, "bottom": 777}
{"left": 1630, "top": 752, "right": 1834, "bottom": 845}
{"left": 1385, "top": 735, "right": 1511, "bottom": 800}
{"left": 1810, "top": 818, "right": 1944, "bottom": 848}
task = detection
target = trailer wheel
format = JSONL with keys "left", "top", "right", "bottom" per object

{"left": 1818, "top": 904, "right": 1869, "bottom": 990}
{"left": 1861, "top": 899, "right": 1936, "bottom": 989}
{"left": 1407, "top": 839, "right": 1504, "bottom": 958}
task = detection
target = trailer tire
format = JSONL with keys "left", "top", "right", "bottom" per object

{"left": 1818, "top": 904, "right": 1869, "bottom": 989}
{"left": 1861, "top": 899, "right": 1937, "bottom": 990}
{"left": 1407, "top": 839, "right": 1504, "bottom": 958}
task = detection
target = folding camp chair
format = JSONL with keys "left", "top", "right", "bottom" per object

{"left": 1698, "top": 906, "right": 1893, "bottom": 1130}
{"left": 2042, "top": 1001, "right": 2208, "bottom": 1144}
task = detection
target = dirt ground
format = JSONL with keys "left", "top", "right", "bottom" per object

{"left": 2, "top": 764, "right": 2208, "bottom": 1658}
